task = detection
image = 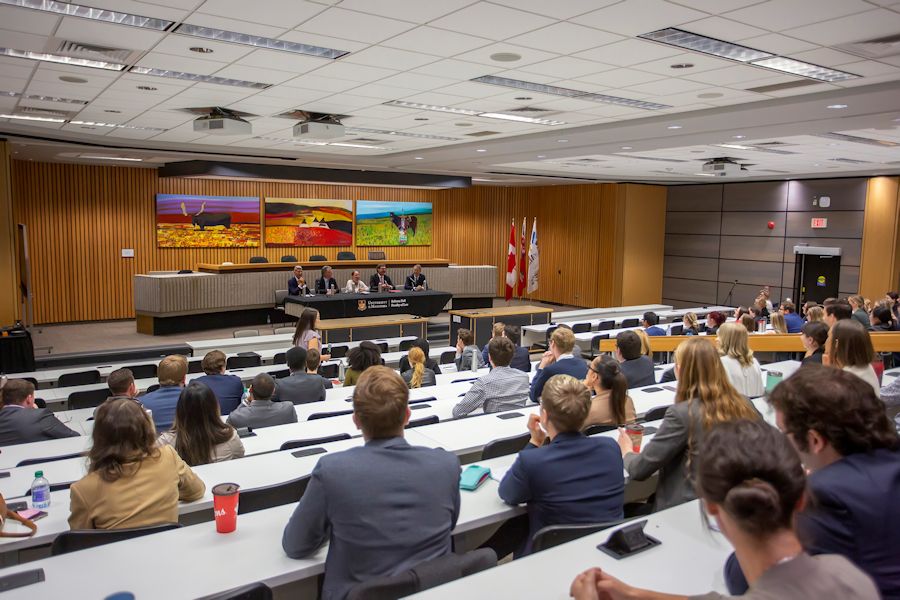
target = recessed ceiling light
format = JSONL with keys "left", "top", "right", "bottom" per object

{"left": 557, "top": 139, "right": 568, "bottom": 143}
{"left": 414, "top": 157, "right": 423, "bottom": 160}
{"left": 0, "top": 113, "right": 65, "bottom": 123}
{"left": 490, "top": 52, "right": 521, "bottom": 62}
{"left": 670, "top": 63, "right": 693, "bottom": 69}
{"left": 733, "top": 135, "right": 746, "bottom": 139}
{"left": 189, "top": 47, "right": 213, "bottom": 54}
{"left": 752, "top": 57, "right": 857, "bottom": 82}
{"left": 129, "top": 66, "right": 270, "bottom": 89}
{"left": 346, "top": 126, "right": 458, "bottom": 141}
{"left": 621, "top": 146, "right": 633, "bottom": 150}
{"left": 717, "top": 143, "right": 752, "bottom": 150}
{"left": 136, "top": 85, "right": 157, "bottom": 91}
{"left": 69, "top": 120, "right": 166, "bottom": 131}
{"left": 174, "top": 23, "right": 348, "bottom": 59}
{"left": 0, "top": 47, "right": 125, "bottom": 71}
{"left": 476, "top": 148, "right": 487, "bottom": 152}
{"left": 59, "top": 76, "right": 89, "bottom": 83}
{"left": 667, "top": 125, "right": 683, "bottom": 129}
{"left": 826, "top": 104, "right": 848, "bottom": 109}
{"left": 0, "top": 0, "right": 173, "bottom": 30}
{"left": 384, "top": 100, "right": 478, "bottom": 116}
{"left": 537, "top": 155, "right": 546, "bottom": 158}
{"left": 640, "top": 28, "right": 772, "bottom": 62}
{"left": 514, "top": 96, "right": 532, "bottom": 100}
{"left": 697, "top": 92, "right": 723, "bottom": 99}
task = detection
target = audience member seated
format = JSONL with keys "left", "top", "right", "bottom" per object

{"left": 752, "top": 294, "right": 770, "bottom": 319}
{"left": 642, "top": 311, "right": 665, "bottom": 336}
{"left": 454, "top": 328, "right": 484, "bottom": 372}
{"left": 157, "top": 381, "right": 245, "bottom": 467}
{"left": 401, "top": 347, "right": 436, "bottom": 389}
{"left": 781, "top": 300, "right": 804, "bottom": 333}
{"left": 288, "top": 265, "right": 309, "bottom": 296}
{"left": 193, "top": 350, "right": 243, "bottom": 416}
{"left": 68, "top": 398, "right": 205, "bottom": 530}
{"left": 227, "top": 373, "right": 297, "bottom": 430}
{"left": 281, "top": 367, "right": 460, "bottom": 600}
{"left": 888, "top": 290, "right": 900, "bottom": 322}
{"left": 369, "top": 263, "right": 394, "bottom": 291}
{"left": 404, "top": 263, "right": 427, "bottom": 291}
{"left": 740, "top": 313, "right": 757, "bottom": 335}
{"left": 717, "top": 322, "right": 765, "bottom": 398}
{"left": 706, "top": 310, "right": 725, "bottom": 335}
{"left": 0, "top": 378, "right": 78, "bottom": 446}
{"left": 800, "top": 321, "right": 829, "bottom": 366}
{"left": 769, "top": 312, "right": 788, "bottom": 334}
{"left": 802, "top": 300, "right": 818, "bottom": 319}
{"left": 723, "top": 366, "right": 899, "bottom": 599}
{"left": 824, "top": 302, "right": 852, "bottom": 327}
{"left": 398, "top": 338, "right": 442, "bottom": 375}
{"left": 848, "top": 294, "right": 871, "bottom": 328}
{"left": 583, "top": 355, "right": 636, "bottom": 427}
{"left": 733, "top": 306, "right": 750, "bottom": 322}
{"left": 825, "top": 320, "right": 880, "bottom": 397}
{"left": 682, "top": 312, "right": 700, "bottom": 336}
{"left": 571, "top": 419, "right": 879, "bottom": 600}
{"left": 93, "top": 367, "right": 141, "bottom": 417}
{"left": 479, "top": 323, "right": 532, "bottom": 372}
{"left": 315, "top": 265, "right": 339, "bottom": 295}
{"left": 453, "top": 337, "right": 530, "bottom": 418}
{"left": 274, "top": 346, "right": 327, "bottom": 404}
{"left": 613, "top": 331, "right": 655, "bottom": 389}
{"left": 304, "top": 348, "right": 333, "bottom": 390}
{"left": 292, "top": 307, "right": 327, "bottom": 359}
{"left": 140, "top": 354, "right": 187, "bottom": 433}
{"left": 344, "top": 270, "right": 369, "bottom": 293}
{"left": 759, "top": 285, "right": 775, "bottom": 312}
{"left": 342, "top": 341, "right": 382, "bottom": 387}
{"left": 619, "top": 338, "right": 759, "bottom": 511}
{"left": 634, "top": 329, "right": 653, "bottom": 359}
{"left": 882, "top": 371, "right": 900, "bottom": 409}
{"left": 487, "top": 374, "right": 624, "bottom": 558}
{"left": 806, "top": 305, "right": 824, "bottom": 323}
{"left": 869, "top": 304, "right": 900, "bottom": 368}
{"left": 530, "top": 327, "right": 587, "bottom": 402}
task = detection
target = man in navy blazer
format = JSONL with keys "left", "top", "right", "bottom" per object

{"left": 193, "top": 350, "right": 244, "bottom": 415}
{"left": 725, "top": 366, "right": 900, "bottom": 599}
{"left": 282, "top": 367, "right": 460, "bottom": 600}
{"left": 529, "top": 327, "right": 587, "bottom": 402}
{"left": 491, "top": 374, "right": 624, "bottom": 557}
{"left": 642, "top": 311, "right": 666, "bottom": 336}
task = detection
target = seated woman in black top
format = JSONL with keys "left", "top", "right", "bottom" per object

{"left": 800, "top": 321, "right": 829, "bottom": 366}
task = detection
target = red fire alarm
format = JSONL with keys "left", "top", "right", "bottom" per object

{"left": 767, "top": 221, "right": 775, "bottom": 230}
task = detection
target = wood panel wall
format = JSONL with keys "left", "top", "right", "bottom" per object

{"left": 11, "top": 160, "right": 657, "bottom": 324}
{"left": 859, "top": 176, "right": 900, "bottom": 299}
{"left": 0, "top": 142, "right": 18, "bottom": 325}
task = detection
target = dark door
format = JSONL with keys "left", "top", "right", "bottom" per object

{"left": 797, "top": 254, "right": 841, "bottom": 304}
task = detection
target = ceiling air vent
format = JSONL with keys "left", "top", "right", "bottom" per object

{"left": 745, "top": 80, "right": 819, "bottom": 94}
{"left": 55, "top": 40, "right": 133, "bottom": 63}
{"left": 816, "top": 132, "right": 899, "bottom": 147}
{"left": 466, "top": 131, "right": 501, "bottom": 137}
{"left": 349, "top": 137, "right": 388, "bottom": 144}
{"left": 17, "top": 106, "right": 71, "bottom": 118}
{"left": 746, "top": 146, "right": 797, "bottom": 155}
{"left": 618, "top": 155, "right": 689, "bottom": 163}
{"left": 176, "top": 106, "right": 258, "bottom": 118}
{"left": 829, "top": 157, "right": 872, "bottom": 164}
{"left": 836, "top": 33, "right": 900, "bottom": 59}
{"left": 504, "top": 106, "right": 556, "bottom": 114}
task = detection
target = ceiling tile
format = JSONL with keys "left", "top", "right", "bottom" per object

{"left": 575, "top": 68, "right": 664, "bottom": 88}
{"left": 487, "top": 0, "right": 616, "bottom": 19}
{"left": 413, "top": 59, "right": 502, "bottom": 80}
{"left": 669, "top": 0, "right": 767, "bottom": 12}
{"left": 54, "top": 17, "right": 166, "bottom": 51}
{"left": 833, "top": 60, "right": 900, "bottom": 77}
{"left": 726, "top": 0, "right": 875, "bottom": 31}
{"left": 783, "top": 9, "right": 900, "bottom": 45}
{"left": 0, "top": 58, "right": 35, "bottom": 81}
{"left": 574, "top": 39, "right": 683, "bottom": 67}
{"left": 430, "top": 2, "right": 555, "bottom": 40}
{"left": 343, "top": 46, "right": 441, "bottom": 71}
{"left": 214, "top": 64, "right": 297, "bottom": 85}
{"left": 278, "top": 74, "right": 359, "bottom": 93}
{"left": 507, "top": 22, "right": 623, "bottom": 55}
{"left": 400, "top": 91, "right": 476, "bottom": 106}
{"left": 786, "top": 47, "right": 868, "bottom": 67}
{"left": 632, "top": 52, "right": 735, "bottom": 77}
{"left": 136, "top": 52, "right": 229, "bottom": 76}
{"left": 452, "top": 43, "right": 558, "bottom": 67}
{"left": 233, "top": 49, "right": 330, "bottom": 74}
{"left": 0, "top": 77, "right": 29, "bottom": 93}
{"left": 734, "top": 32, "right": 820, "bottom": 55}
{"left": 682, "top": 64, "right": 786, "bottom": 86}
{"left": 295, "top": 8, "right": 416, "bottom": 44}
{"left": 679, "top": 16, "right": 769, "bottom": 41}
{"left": 430, "top": 81, "right": 509, "bottom": 99}
{"left": 0, "top": 27, "right": 50, "bottom": 53}
{"left": 183, "top": 14, "right": 285, "bottom": 38}
{"left": 572, "top": 0, "right": 707, "bottom": 36}
{"left": 196, "top": 0, "right": 327, "bottom": 28}
{"left": 85, "top": 0, "right": 196, "bottom": 21}
{"left": 342, "top": 82, "right": 421, "bottom": 100}
{"left": 336, "top": 0, "right": 479, "bottom": 23}
{"left": 520, "top": 57, "right": 614, "bottom": 80}
{"left": 376, "top": 72, "right": 459, "bottom": 92}
{"left": 151, "top": 35, "right": 254, "bottom": 63}
{"left": 382, "top": 26, "right": 492, "bottom": 55}
{"left": 0, "top": 5, "right": 59, "bottom": 35}
{"left": 305, "top": 62, "right": 398, "bottom": 84}
{"left": 625, "top": 77, "right": 710, "bottom": 96}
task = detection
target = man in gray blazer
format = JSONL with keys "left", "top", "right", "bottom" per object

{"left": 226, "top": 373, "right": 297, "bottom": 430}
{"left": 282, "top": 366, "right": 461, "bottom": 600}
{"left": 273, "top": 346, "right": 326, "bottom": 404}
{"left": 0, "top": 378, "right": 78, "bottom": 446}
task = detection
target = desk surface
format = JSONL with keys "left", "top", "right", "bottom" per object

{"left": 196, "top": 259, "right": 452, "bottom": 273}
{"left": 450, "top": 306, "right": 553, "bottom": 318}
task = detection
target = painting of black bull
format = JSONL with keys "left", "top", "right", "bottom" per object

{"left": 181, "top": 201, "right": 232, "bottom": 230}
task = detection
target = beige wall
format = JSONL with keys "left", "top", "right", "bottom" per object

{"left": 859, "top": 176, "right": 900, "bottom": 300}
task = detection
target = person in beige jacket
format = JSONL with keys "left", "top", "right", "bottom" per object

{"left": 69, "top": 398, "right": 205, "bottom": 530}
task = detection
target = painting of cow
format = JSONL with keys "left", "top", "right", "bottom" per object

{"left": 156, "top": 194, "right": 260, "bottom": 247}
{"left": 356, "top": 201, "right": 432, "bottom": 246}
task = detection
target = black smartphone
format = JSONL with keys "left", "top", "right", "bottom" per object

{"left": 0, "top": 569, "right": 44, "bottom": 592}
{"left": 496, "top": 412, "right": 523, "bottom": 420}
{"left": 0, "top": 471, "right": 10, "bottom": 478}
{"left": 642, "top": 387, "right": 662, "bottom": 393}
{"left": 6, "top": 501, "right": 27, "bottom": 512}
{"left": 292, "top": 447, "right": 327, "bottom": 458}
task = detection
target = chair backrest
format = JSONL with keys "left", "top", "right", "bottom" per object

{"left": 669, "top": 324, "right": 684, "bottom": 336}
{"left": 319, "top": 363, "right": 339, "bottom": 379}
{"left": 544, "top": 325, "right": 559, "bottom": 346}
{"left": 406, "top": 414, "right": 439, "bottom": 428}
{"left": 17, "top": 451, "right": 86, "bottom": 467}
{"left": 597, "top": 320, "right": 615, "bottom": 331}
{"left": 123, "top": 363, "right": 157, "bottom": 379}
{"left": 531, "top": 521, "right": 622, "bottom": 553}
{"left": 367, "top": 251, "right": 386, "bottom": 260}
{"left": 346, "top": 548, "right": 497, "bottom": 600}
{"left": 188, "top": 360, "right": 203, "bottom": 374}
{"left": 572, "top": 322, "right": 591, "bottom": 334}
{"left": 328, "top": 344, "right": 348, "bottom": 359}
{"left": 21, "top": 376, "right": 38, "bottom": 387}
{"left": 336, "top": 251, "right": 356, "bottom": 260}
{"left": 399, "top": 339, "right": 414, "bottom": 352}
{"left": 146, "top": 383, "right": 160, "bottom": 393}
{"left": 57, "top": 370, "right": 102, "bottom": 387}
{"left": 280, "top": 433, "right": 351, "bottom": 449}
{"left": 25, "top": 481, "right": 72, "bottom": 496}
{"left": 590, "top": 334, "right": 609, "bottom": 357}
{"left": 643, "top": 405, "right": 669, "bottom": 422}
{"left": 267, "top": 368, "right": 290, "bottom": 379}
{"left": 375, "top": 342, "right": 388, "bottom": 353}
{"left": 206, "top": 582, "right": 274, "bottom": 600}
{"left": 583, "top": 423, "right": 616, "bottom": 436}
{"left": 248, "top": 256, "right": 269, "bottom": 263}
{"left": 439, "top": 350, "right": 456, "bottom": 365}
{"left": 273, "top": 352, "right": 287, "bottom": 364}
{"left": 227, "top": 354, "right": 261, "bottom": 369}
{"left": 620, "top": 318, "right": 639, "bottom": 328}
{"left": 68, "top": 387, "right": 111, "bottom": 410}
{"left": 273, "top": 327, "right": 295, "bottom": 335}
{"left": 480, "top": 431, "right": 531, "bottom": 461}
{"left": 308, "top": 409, "right": 353, "bottom": 420}
{"left": 309, "top": 255, "right": 327, "bottom": 261}
{"left": 233, "top": 329, "right": 259, "bottom": 338}
{"left": 280, "top": 255, "right": 297, "bottom": 263}
{"left": 238, "top": 475, "right": 311, "bottom": 515}
{"left": 51, "top": 523, "right": 182, "bottom": 556}
{"left": 274, "top": 289, "right": 289, "bottom": 305}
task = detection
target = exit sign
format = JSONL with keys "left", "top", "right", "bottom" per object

{"left": 811, "top": 217, "right": 828, "bottom": 229}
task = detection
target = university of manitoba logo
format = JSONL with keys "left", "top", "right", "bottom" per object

{"left": 357, "top": 299, "right": 367, "bottom": 312}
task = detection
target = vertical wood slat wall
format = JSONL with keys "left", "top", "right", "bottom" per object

{"left": 11, "top": 160, "right": 636, "bottom": 324}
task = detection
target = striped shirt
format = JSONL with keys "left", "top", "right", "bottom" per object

{"left": 452, "top": 366, "right": 530, "bottom": 418}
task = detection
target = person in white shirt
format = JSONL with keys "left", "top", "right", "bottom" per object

{"left": 825, "top": 319, "right": 881, "bottom": 397}
{"left": 717, "top": 322, "right": 765, "bottom": 398}
{"left": 344, "top": 270, "right": 369, "bottom": 294}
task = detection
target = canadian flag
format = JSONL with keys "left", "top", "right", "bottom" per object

{"left": 505, "top": 220, "right": 516, "bottom": 301}
{"left": 517, "top": 216, "right": 526, "bottom": 297}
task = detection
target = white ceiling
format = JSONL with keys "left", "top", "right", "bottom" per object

{"left": 0, "top": 0, "right": 899, "bottom": 184}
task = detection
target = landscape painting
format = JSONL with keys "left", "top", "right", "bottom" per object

{"left": 355, "top": 201, "right": 432, "bottom": 246}
{"left": 264, "top": 198, "right": 353, "bottom": 247}
{"left": 156, "top": 194, "right": 260, "bottom": 248}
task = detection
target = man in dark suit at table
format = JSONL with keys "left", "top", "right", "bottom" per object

{"left": 273, "top": 347, "right": 327, "bottom": 404}
{"left": 529, "top": 327, "right": 587, "bottom": 403}
{"left": 288, "top": 265, "right": 309, "bottom": 296}
{"left": 0, "top": 378, "right": 78, "bottom": 446}
{"left": 193, "top": 350, "right": 244, "bottom": 415}
{"left": 615, "top": 331, "right": 655, "bottom": 388}
{"left": 314, "top": 265, "right": 339, "bottom": 295}
{"left": 404, "top": 264, "right": 427, "bottom": 291}
{"left": 370, "top": 264, "right": 394, "bottom": 291}
{"left": 282, "top": 366, "right": 460, "bottom": 600}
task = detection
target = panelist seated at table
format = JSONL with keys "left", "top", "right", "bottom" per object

{"left": 404, "top": 264, "right": 428, "bottom": 291}
{"left": 370, "top": 263, "right": 395, "bottom": 291}
{"left": 344, "top": 270, "right": 369, "bottom": 294}
{"left": 288, "top": 265, "right": 310, "bottom": 296}
{"left": 315, "top": 266, "right": 340, "bottom": 295}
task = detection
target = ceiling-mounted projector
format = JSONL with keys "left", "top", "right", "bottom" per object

{"left": 701, "top": 158, "right": 747, "bottom": 177}
{"left": 193, "top": 109, "right": 251, "bottom": 135}
{"left": 293, "top": 120, "right": 345, "bottom": 140}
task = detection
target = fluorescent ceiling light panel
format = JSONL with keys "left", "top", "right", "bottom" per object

{"left": 478, "top": 112, "right": 565, "bottom": 125}
{"left": 80, "top": 155, "right": 143, "bottom": 161}
{"left": 255, "top": 136, "right": 391, "bottom": 150}
{"left": 129, "top": 66, "right": 270, "bottom": 89}
{"left": 0, "top": 47, "right": 125, "bottom": 70}
{"left": 69, "top": 120, "right": 167, "bottom": 131}
{"left": 383, "top": 100, "right": 479, "bottom": 116}
{"left": 0, "top": 113, "right": 65, "bottom": 123}
{"left": 0, "top": 90, "right": 89, "bottom": 104}
{"left": 716, "top": 143, "right": 752, "bottom": 150}
{"left": 346, "top": 127, "right": 458, "bottom": 142}
{"left": 470, "top": 75, "right": 670, "bottom": 110}
{"left": 0, "top": 0, "right": 173, "bottom": 30}
{"left": 749, "top": 57, "right": 858, "bottom": 82}
{"left": 174, "top": 24, "right": 348, "bottom": 59}
{"left": 639, "top": 28, "right": 772, "bottom": 62}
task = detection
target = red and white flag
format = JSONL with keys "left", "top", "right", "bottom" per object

{"left": 505, "top": 220, "right": 516, "bottom": 301}
{"left": 517, "top": 216, "right": 527, "bottom": 297}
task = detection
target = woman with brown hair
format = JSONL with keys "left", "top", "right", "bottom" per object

{"left": 158, "top": 381, "right": 245, "bottom": 466}
{"left": 739, "top": 313, "right": 757, "bottom": 335}
{"left": 717, "top": 322, "right": 764, "bottom": 398}
{"left": 583, "top": 355, "right": 635, "bottom": 427}
{"left": 68, "top": 398, "right": 205, "bottom": 529}
{"left": 825, "top": 319, "right": 880, "bottom": 396}
{"left": 292, "top": 307, "right": 329, "bottom": 360}
{"left": 800, "top": 321, "right": 829, "bottom": 366}
{"left": 617, "top": 337, "right": 759, "bottom": 511}
{"left": 342, "top": 341, "right": 382, "bottom": 387}
{"left": 401, "top": 346, "right": 436, "bottom": 389}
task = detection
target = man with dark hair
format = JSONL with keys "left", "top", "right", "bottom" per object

{"left": 780, "top": 300, "right": 804, "bottom": 333}
{"left": 530, "top": 327, "right": 587, "bottom": 402}
{"left": 725, "top": 365, "right": 900, "bottom": 598}
{"left": 305, "top": 348, "right": 333, "bottom": 390}
{"left": 452, "top": 337, "right": 530, "bottom": 418}
{"left": 107, "top": 368, "right": 138, "bottom": 401}
{"left": 641, "top": 312, "right": 665, "bottom": 336}
{"left": 315, "top": 265, "right": 339, "bottom": 295}
{"left": 398, "top": 338, "right": 442, "bottom": 375}
{"left": 0, "top": 378, "right": 78, "bottom": 445}
{"left": 282, "top": 366, "right": 460, "bottom": 600}
{"left": 369, "top": 264, "right": 394, "bottom": 291}
{"left": 824, "top": 302, "right": 852, "bottom": 327}
{"left": 194, "top": 350, "right": 243, "bottom": 415}
{"left": 273, "top": 346, "right": 326, "bottom": 404}
{"left": 614, "top": 331, "right": 655, "bottom": 389}
{"left": 227, "top": 373, "right": 297, "bottom": 430}
{"left": 454, "top": 328, "right": 484, "bottom": 371}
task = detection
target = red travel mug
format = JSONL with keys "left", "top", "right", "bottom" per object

{"left": 212, "top": 483, "right": 240, "bottom": 534}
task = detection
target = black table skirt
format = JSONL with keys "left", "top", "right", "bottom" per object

{"left": 0, "top": 329, "right": 35, "bottom": 373}
{"left": 284, "top": 290, "right": 453, "bottom": 320}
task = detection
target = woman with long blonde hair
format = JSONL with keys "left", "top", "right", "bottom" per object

{"left": 717, "top": 322, "right": 765, "bottom": 397}
{"left": 806, "top": 305, "right": 824, "bottom": 323}
{"left": 682, "top": 312, "right": 700, "bottom": 336}
{"left": 769, "top": 311, "right": 788, "bottom": 334}
{"left": 634, "top": 329, "right": 652, "bottom": 357}
{"left": 400, "top": 346, "right": 436, "bottom": 389}
{"left": 618, "top": 337, "right": 759, "bottom": 510}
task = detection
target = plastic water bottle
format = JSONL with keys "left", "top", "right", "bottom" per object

{"left": 31, "top": 470, "right": 51, "bottom": 509}
{"left": 470, "top": 352, "right": 478, "bottom": 373}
